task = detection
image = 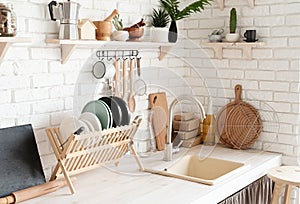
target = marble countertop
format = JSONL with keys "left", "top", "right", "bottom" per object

{"left": 22, "top": 145, "right": 281, "bottom": 204}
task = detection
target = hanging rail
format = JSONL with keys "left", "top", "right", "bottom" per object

{"left": 96, "top": 50, "right": 139, "bottom": 60}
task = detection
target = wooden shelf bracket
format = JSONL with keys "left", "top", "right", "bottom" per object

{"left": 61, "top": 44, "right": 77, "bottom": 64}
{"left": 203, "top": 41, "right": 265, "bottom": 60}
{"left": 216, "top": 0, "right": 255, "bottom": 10}
{"left": 0, "top": 42, "right": 11, "bottom": 62}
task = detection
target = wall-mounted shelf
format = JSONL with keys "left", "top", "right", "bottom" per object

{"left": 45, "top": 39, "right": 173, "bottom": 64}
{"left": 216, "top": 0, "right": 255, "bottom": 10}
{"left": 203, "top": 41, "right": 265, "bottom": 60}
{"left": 0, "top": 37, "right": 31, "bottom": 62}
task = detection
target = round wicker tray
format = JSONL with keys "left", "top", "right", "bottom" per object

{"left": 216, "top": 85, "right": 262, "bottom": 149}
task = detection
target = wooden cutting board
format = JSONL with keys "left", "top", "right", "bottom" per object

{"left": 0, "top": 124, "right": 45, "bottom": 197}
{"left": 148, "top": 92, "right": 168, "bottom": 151}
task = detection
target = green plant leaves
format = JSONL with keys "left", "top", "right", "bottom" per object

{"left": 152, "top": 8, "right": 170, "bottom": 27}
{"left": 160, "top": 0, "right": 212, "bottom": 21}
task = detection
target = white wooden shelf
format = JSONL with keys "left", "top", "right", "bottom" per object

{"left": 46, "top": 39, "right": 173, "bottom": 64}
{"left": 203, "top": 41, "right": 265, "bottom": 60}
{"left": 0, "top": 37, "right": 31, "bottom": 62}
{"left": 216, "top": 0, "right": 255, "bottom": 10}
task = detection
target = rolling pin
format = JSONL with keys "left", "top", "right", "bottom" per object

{"left": 104, "top": 9, "right": 118, "bottom": 21}
{"left": 0, "top": 178, "right": 76, "bottom": 204}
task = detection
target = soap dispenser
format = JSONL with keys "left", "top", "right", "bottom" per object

{"left": 202, "top": 97, "right": 216, "bottom": 145}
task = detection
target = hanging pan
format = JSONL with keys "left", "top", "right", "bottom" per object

{"left": 216, "top": 84, "right": 262, "bottom": 149}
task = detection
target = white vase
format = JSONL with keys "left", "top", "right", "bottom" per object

{"left": 150, "top": 27, "right": 168, "bottom": 43}
{"left": 111, "top": 30, "right": 129, "bottom": 41}
{"left": 225, "top": 33, "right": 240, "bottom": 42}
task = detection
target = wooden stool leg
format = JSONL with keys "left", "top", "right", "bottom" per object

{"left": 283, "top": 184, "right": 292, "bottom": 204}
{"left": 296, "top": 186, "right": 300, "bottom": 204}
{"left": 272, "top": 182, "right": 284, "bottom": 204}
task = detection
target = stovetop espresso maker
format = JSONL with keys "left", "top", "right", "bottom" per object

{"left": 48, "top": 0, "right": 80, "bottom": 40}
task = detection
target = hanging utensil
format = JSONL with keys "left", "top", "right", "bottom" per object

{"left": 134, "top": 57, "right": 147, "bottom": 96}
{"left": 114, "top": 58, "right": 119, "bottom": 96}
{"left": 128, "top": 58, "right": 136, "bottom": 113}
{"left": 122, "top": 58, "right": 127, "bottom": 100}
{"left": 92, "top": 60, "right": 106, "bottom": 79}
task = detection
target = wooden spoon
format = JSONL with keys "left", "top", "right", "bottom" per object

{"left": 128, "top": 58, "right": 136, "bottom": 113}
{"left": 122, "top": 58, "right": 127, "bottom": 100}
{"left": 114, "top": 58, "right": 119, "bottom": 97}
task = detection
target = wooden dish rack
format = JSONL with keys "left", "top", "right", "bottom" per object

{"left": 46, "top": 116, "right": 144, "bottom": 194}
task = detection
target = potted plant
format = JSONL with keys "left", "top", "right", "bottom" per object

{"left": 112, "top": 14, "right": 129, "bottom": 41}
{"left": 150, "top": 8, "right": 170, "bottom": 42}
{"left": 225, "top": 8, "right": 240, "bottom": 42}
{"left": 160, "top": 0, "right": 212, "bottom": 43}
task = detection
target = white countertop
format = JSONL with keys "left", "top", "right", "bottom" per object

{"left": 22, "top": 145, "right": 281, "bottom": 204}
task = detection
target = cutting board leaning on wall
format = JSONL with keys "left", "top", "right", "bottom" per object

{"left": 148, "top": 92, "right": 169, "bottom": 151}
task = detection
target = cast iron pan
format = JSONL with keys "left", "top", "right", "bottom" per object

{"left": 99, "top": 96, "right": 122, "bottom": 127}
{"left": 110, "top": 96, "right": 130, "bottom": 126}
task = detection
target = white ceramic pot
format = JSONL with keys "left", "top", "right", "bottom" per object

{"left": 111, "top": 30, "right": 129, "bottom": 41}
{"left": 151, "top": 27, "right": 168, "bottom": 43}
{"left": 225, "top": 33, "right": 240, "bottom": 42}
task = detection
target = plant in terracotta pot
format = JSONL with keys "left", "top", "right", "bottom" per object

{"left": 160, "top": 0, "right": 212, "bottom": 43}
{"left": 225, "top": 8, "right": 240, "bottom": 42}
{"left": 151, "top": 8, "right": 170, "bottom": 42}
{"left": 112, "top": 14, "right": 129, "bottom": 41}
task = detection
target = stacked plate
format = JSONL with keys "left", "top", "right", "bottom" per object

{"left": 82, "top": 96, "right": 130, "bottom": 130}
{"left": 59, "top": 112, "right": 102, "bottom": 145}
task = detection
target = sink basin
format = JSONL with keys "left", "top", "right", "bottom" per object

{"left": 144, "top": 155, "right": 245, "bottom": 185}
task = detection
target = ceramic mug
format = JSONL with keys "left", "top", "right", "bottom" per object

{"left": 244, "top": 30, "right": 257, "bottom": 42}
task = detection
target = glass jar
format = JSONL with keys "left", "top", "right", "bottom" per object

{"left": 0, "top": 3, "right": 17, "bottom": 36}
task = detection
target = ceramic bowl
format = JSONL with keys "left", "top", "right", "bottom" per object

{"left": 124, "top": 27, "right": 144, "bottom": 39}
{"left": 208, "top": 34, "right": 222, "bottom": 42}
{"left": 112, "top": 30, "right": 129, "bottom": 41}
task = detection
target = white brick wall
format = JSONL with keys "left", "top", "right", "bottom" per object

{"left": 181, "top": 1, "right": 300, "bottom": 171}
{"left": 0, "top": 1, "right": 299, "bottom": 194}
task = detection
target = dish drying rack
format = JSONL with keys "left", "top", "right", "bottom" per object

{"left": 46, "top": 116, "right": 144, "bottom": 194}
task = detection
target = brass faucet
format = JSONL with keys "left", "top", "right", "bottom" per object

{"left": 164, "top": 95, "right": 206, "bottom": 161}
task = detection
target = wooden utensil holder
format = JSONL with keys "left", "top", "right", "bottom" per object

{"left": 46, "top": 116, "right": 144, "bottom": 194}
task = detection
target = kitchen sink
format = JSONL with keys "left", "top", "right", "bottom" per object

{"left": 144, "top": 155, "right": 245, "bottom": 185}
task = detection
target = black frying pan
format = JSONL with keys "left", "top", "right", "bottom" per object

{"left": 110, "top": 96, "right": 130, "bottom": 126}
{"left": 99, "top": 97, "right": 122, "bottom": 128}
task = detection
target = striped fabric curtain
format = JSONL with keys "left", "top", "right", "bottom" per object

{"left": 218, "top": 176, "right": 273, "bottom": 204}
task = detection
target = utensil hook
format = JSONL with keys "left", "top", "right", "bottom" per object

{"left": 107, "top": 50, "right": 113, "bottom": 61}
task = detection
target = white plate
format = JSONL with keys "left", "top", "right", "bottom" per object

{"left": 78, "top": 120, "right": 90, "bottom": 134}
{"left": 59, "top": 116, "right": 82, "bottom": 145}
{"left": 79, "top": 112, "right": 102, "bottom": 131}
{"left": 80, "top": 119, "right": 95, "bottom": 132}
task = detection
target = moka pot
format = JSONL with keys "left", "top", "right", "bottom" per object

{"left": 48, "top": 0, "right": 80, "bottom": 40}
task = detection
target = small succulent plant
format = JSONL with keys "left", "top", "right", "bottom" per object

{"left": 151, "top": 8, "right": 170, "bottom": 27}
{"left": 229, "top": 8, "right": 237, "bottom": 33}
{"left": 112, "top": 14, "right": 124, "bottom": 31}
